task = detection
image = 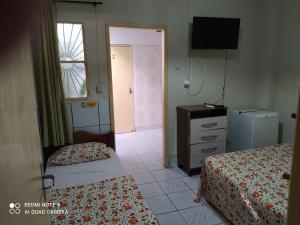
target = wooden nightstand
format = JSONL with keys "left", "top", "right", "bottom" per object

{"left": 177, "top": 105, "right": 227, "bottom": 175}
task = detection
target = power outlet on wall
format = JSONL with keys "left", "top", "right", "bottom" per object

{"left": 96, "top": 85, "right": 102, "bottom": 94}
{"left": 184, "top": 80, "right": 190, "bottom": 89}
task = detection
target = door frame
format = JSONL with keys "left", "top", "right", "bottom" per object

{"left": 287, "top": 85, "right": 300, "bottom": 224}
{"left": 110, "top": 44, "right": 136, "bottom": 133}
{"left": 105, "top": 22, "right": 169, "bottom": 168}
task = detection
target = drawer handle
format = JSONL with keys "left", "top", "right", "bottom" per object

{"left": 201, "top": 147, "right": 217, "bottom": 153}
{"left": 201, "top": 122, "right": 218, "bottom": 128}
{"left": 201, "top": 135, "right": 218, "bottom": 141}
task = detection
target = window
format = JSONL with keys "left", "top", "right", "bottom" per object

{"left": 57, "top": 23, "right": 88, "bottom": 99}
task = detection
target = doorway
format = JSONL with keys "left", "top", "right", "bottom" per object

{"left": 105, "top": 23, "right": 169, "bottom": 168}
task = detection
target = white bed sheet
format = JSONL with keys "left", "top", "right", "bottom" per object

{"left": 45, "top": 149, "right": 128, "bottom": 188}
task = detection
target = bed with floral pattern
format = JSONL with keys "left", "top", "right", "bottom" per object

{"left": 47, "top": 175, "right": 158, "bottom": 225}
{"left": 195, "top": 144, "right": 293, "bottom": 225}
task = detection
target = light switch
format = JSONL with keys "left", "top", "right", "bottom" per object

{"left": 96, "top": 85, "right": 102, "bottom": 94}
{"left": 184, "top": 80, "right": 190, "bottom": 88}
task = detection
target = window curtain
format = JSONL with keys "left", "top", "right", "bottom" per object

{"left": 32, "top": 0, "right": 72, "bottom": 147}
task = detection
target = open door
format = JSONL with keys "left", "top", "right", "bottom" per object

{"left": 0, "top": 40, "right": 49, "bottom": 225}
{"left": 110, "top": 45, "right": 135, "bottom": 134}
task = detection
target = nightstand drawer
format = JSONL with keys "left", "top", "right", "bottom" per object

{"left": 190, "top": 129, "right": 226, "bottom": 144}
{"left": 191, "top": 116, "right": 227, "bottom": 132}
{"left": 190, "top": 141, "right": 226, "bottom": 168}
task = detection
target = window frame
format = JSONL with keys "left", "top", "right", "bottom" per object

{"left": 57, "top": 21, "right": 89, "bottom": 101}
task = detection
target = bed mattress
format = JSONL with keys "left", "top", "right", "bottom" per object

{"left": 196, "top": 144, "right": 293, "bottom": 225}
{"left": 45, "top": 149, "right": 128, "bottom": 188}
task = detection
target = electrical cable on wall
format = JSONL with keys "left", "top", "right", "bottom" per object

{"left": 214, "top": 49, "right": 228, "bottom": 104}
{"left": 187, "top": 55, "right": 206, "bottom": 97}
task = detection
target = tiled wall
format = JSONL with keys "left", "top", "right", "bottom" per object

{"left": 66, "top": 100, "right": 111, "bottom": 134}
{"left": 133, "top": 45, "right": 163, "bottom": 131}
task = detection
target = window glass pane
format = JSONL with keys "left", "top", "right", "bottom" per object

{"left": 61, "top": 63, "right": 87, "bottom": 98}
{"left": 57, "top": 23, "right": 85, "bottom": 61}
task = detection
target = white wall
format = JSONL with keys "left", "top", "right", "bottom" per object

{"left": 56, "top": 0, "right": 268, "bottom": 163}
{"left": 273, "top": 0, "right": 300, "bottom": 143}
{"left": 255, "top": 0, "right": 300, "bottom": 143}
{"left": 255, "top": 0, "right": 281, "bottom": 110}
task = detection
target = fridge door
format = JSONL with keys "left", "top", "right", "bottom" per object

{"left": 251, "top": 113, "right": 279, "bottom": 148}
{"left": 231, "top": 111, "right": 253, "bottom": 151}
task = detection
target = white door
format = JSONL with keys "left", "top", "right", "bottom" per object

{"left": 111, "top": 45, "right": 135, "bottom": 134}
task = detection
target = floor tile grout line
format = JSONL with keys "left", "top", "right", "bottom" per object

{"left": 156, "top": 179, "right": 202, "bottom": 212}
{"left": 156, "top": 181, "right": 190, "bottom": 195}
{"left": 130, "top": 150, "right": 200, "bottom": 196}
{"left": 117, "top": 129, "right": 214, "bottom": 225}
{"left": 153, "top": 202, "right": 204, "bottom": 215}
{"left": 155, "top": 203, "right": 206, "bottom": 222}
{"left": 181, "top": 177, "right": 196, "bottom": 191}
{"left": 120, "top": 137, "right": 226, "bottom": 224}
{"left": 157, "top": 209, "right": 189, "bottom": 225}
{"left": 141, "top": 181, "right": 178, "bottom": 216}
{"left": 177, "top": 210, "right": 190, "bottom": 225}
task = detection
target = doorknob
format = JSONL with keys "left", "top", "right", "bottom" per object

{"left": 129, "top": 88, "right": 133, "bottom": 94}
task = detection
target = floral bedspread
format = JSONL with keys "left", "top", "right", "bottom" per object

{"left": 196, "top": 144, "right": 293, "bottom": 225}
{"left": 47, "top": 175, "right": 158, "bottom": 225}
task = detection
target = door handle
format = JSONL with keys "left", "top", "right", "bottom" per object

{"left": 201, "top": 147, "right": 218, "bottom": 154}
{"left": 201, "top": 122, "right": 218, "bottom": 128}
{"left": 201, "top": 135, "right": 218, "bottom": 141}
{"left": 129, "top": 88, "right": 133, "bottom": 94}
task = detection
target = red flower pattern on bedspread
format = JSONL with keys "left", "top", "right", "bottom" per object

{"left": 46, "top": 176, "right": 159, "bottom": 225}
{"left": 196, "top": 144, "right": 293, "bottom": 225}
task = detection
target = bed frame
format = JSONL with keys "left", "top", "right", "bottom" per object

{"left": 43, "top": 131, "right": 115, "bottom": 170}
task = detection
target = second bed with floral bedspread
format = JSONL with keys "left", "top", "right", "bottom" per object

{"left": 196, "top": 144, "right": 293, "bottom": 225}
{"left": 47, "top": 175, "right": 158, "bottom": 225}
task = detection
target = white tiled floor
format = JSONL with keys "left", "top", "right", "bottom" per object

{"left": 116, "top": 129, "right": 231, "bottom": 225}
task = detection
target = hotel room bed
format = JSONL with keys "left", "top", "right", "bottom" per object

{"left": 43, "top": 131, "right": 128, "bottom": 188}
{"left": 43, "top": 132, "right": 158, "bottom": 225}
{"left": 196, "top": 143, "right": 293, "bottom": 225}
{"left": 45, "top": 148, "right": 128, "bottom": 188}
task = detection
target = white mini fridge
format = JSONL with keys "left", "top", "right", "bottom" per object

{"left": 230, "top": 109, "right": 279, "bottom": 151}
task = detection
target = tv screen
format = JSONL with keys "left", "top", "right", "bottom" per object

{"left": 191, "top": 17, "right": 240, "bottom": 49}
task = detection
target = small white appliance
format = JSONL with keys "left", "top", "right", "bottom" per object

{"left": 231, "top": 109, "right": 279, "bottom": 151}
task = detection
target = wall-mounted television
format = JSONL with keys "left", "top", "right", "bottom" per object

{"left": 191, "top": 17, "right": 240, "bottom": 49}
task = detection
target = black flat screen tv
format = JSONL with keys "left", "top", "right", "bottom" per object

{"left": 191, "top": 17, "right": 240, "bottom": 49}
